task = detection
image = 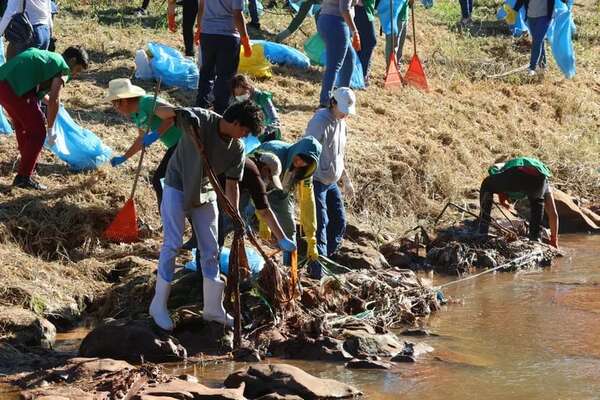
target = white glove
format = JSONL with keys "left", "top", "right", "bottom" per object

{"left": 341, "top": 172, "right": 355, "bottom": 198}
{"left": 46, "top": 127, "right": 58, "bottom": 147}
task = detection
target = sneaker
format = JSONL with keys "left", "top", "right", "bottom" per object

{"left": 133, "top": 7, "right": 146, "bottom": 17}
{"left": 12, "top": 175, "right": 47, "bottom": 190}
{"left": 527, "top": 69, "right": 536, "bottom": 76}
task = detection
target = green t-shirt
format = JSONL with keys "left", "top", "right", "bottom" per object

{"left": 130, "top": 95, "right": 182, "bottom": 149}
{"left": 0, "top": 48, "right": 70, "bottom": 97}
{"left": 399, "top": 1, "right": 409, "bottom": 22}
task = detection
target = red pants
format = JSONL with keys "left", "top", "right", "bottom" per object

{"left": 0, "top": 81, "right": 46, "bottom": 176}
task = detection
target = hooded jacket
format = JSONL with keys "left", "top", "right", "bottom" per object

{"left": 256, "top": 137, "right": 322, "bottom": 260}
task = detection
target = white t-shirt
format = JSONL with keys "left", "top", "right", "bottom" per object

{"left": 0, "top": 0, "right": 53, "bottom": 36}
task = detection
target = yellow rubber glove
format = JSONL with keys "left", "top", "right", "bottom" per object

{"left": 256, "top": 211, "right": 272, "bottom": 240}
{"left": 504, "top": 4, "right": 517, "bottom": 25}
{"left": 298, "top": 178, "right": 319, "bottom": 262}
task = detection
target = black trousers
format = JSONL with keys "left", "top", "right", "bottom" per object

{"left": 182, "top": 0, "right": 199, "bottom": 57}
{"left": 141, "top": 0, "right": 150, "bottom": 9}
{"left": 479, "top": 168, "right": 548, "bottom": 240}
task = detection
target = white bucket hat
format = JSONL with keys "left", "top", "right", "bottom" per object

{"left": 333, "top": 87, "right": 356, "bottom": 115}
{"left": 106, "top": 78, "right": 146, "bottom": 102}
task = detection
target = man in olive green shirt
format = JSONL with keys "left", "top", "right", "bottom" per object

{"left": 0, "top": 46, "right": 89, "bottom": 190}
{"left": 149, "top": 101, "right": 264, "bottom": 331}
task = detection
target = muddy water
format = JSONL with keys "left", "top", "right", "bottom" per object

{"left": 172, "top": 235, "right": 600, "bottom": 399}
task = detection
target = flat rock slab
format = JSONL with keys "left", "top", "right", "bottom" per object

{"left": 79, "top": 319, "right": 187, "bottom": 363}
{"left": 269, "top": 336, "right": 352, "bottom": 362}
{"left": 134, "top": 379, "right": 246, "bottom": 400}
{"left": 20, "top": 386, "right": 95, "bottom": 400}
{"left": 345, "top": 359, "right": 393, "bottom": 370}
{"left": 224, "top": 363, "right": 362, "bottom": 399}
{"left": 342, "top": 330, "right": 403, "bottom": 357}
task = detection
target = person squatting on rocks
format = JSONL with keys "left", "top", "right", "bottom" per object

{"left": 317, "top": 0, "right": 360, "bottom": 108}
{"left": 167, "top": 0, "right": 199, "bottom": 58}
{"left": 195, "top": 0, "right": 252, "bottom": 115}
{"left": 149, "top": 102, "right": 264, "bottom": 331}
{"left": 304, "top": 87, "right": 356, "bottom": 278}
{"left": 0, "top": 0, "right": 53, "bottom": 59}
{"left": 478, "top": 156, "right": 560, "bottom": 248}
{"left": 217, "top": 153, "right": 297, "bottom": 254}
{"left": 511, "top": 0, "right": 567, "bottom": 76}
{"left": 230, "top": 74, "right": 281, "bottom": 142}
{"left": 0, "top": 46, "right": 88, "bottom": 190}
{"left": 251, "top": 137, "right": 323, "bottom": 277}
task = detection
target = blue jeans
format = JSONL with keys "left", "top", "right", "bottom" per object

{"left": 248, "top": 0, "right": 260, "bottom": 24}
{"left": 314, "top": 180, "right": 346, "bottom": 257}
{"left": 459, "top": 0, "right": 474, "bottom": 19}
{"left": 32, "top": 24, "right": 51, "bottom": 50}
{"left": 196, "top": 33, "right": 241, "bottom": 115}
{"left": 528, "top": 16, "right": 550, "bottom": 71}
{"left": 317, "top": 14, "right": 355, "bottom": 106}
{"left": 354, "top": 6, "right": 376, "bottom": 81}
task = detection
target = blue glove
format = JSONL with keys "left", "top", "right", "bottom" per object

{"left": 110, "top": 155, "right": 127, "bottom": 167}
{"left": 308, "top": 260, "right": 323, "bottom": 280}
{"left": 143, "top": 131, "right": 160, "bottom": 147}
{"left": 277, "top": 237, "right": 297, "bottom": 252}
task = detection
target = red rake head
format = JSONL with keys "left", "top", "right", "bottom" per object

{"left": 404, "top": 54, "right": 429, "bottom": 92}
{"left": 104, "top": 198, "right": 139, "bottom": 243}
{"left": 384, "top": 54, "right": 403, "bottom": 89}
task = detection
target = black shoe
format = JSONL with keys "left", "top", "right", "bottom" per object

{"left": 248, "top": 21, "right": 261, "bottom": 30}
{"left": 12, "top": 175, "right": 47, "bottom": 190}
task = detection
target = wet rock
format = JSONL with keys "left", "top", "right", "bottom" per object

{"left": 20, "top": 386, "right": 95, "bottom": 400}
{"left": 78, "top": 319, "right": 187, "bottom": 363}
{"left": 256, "top": 394, "right": 303, "bottom": 400}
{"left": 342, "top": 329, "right": 402, "bottom": 357}
{"left": 551, "top": 189, "right": 600, "bottom": 232}
{"left": 135, "top": 379, "right": 246, "bottom": 400}
{"left": 345, "top": 358, "right": 392, "bottom": 369}
{"left": 177, "top": 374, "right": 199, "bottom": 383}
{"left": 391, "top": 341, "right": 434, "bottom": 363}
{"left": 233, "top": 347, "right": 261, "bottom": 362}
{"left": 269, "top": 335, "right": 353, "bottom": 362}
{"left": 0, "top": 306, "right": 56, "bottom": 348}
{"left": 476, "top": 251, "right": 498, "bottom": 269}
{"left": 391, "top": 354, "right": 416, "bottom": 363}
{"left": 0, "top": 343, "right": 67, "bottom": 374}
{"left": 173, "top": 307, "right": 234, "bottom": 355}
{"left": 224, "top": 363, "right": 362, "bottom": 399}
{"left": 400, "top": 328, "right": 436, "bottom": 337}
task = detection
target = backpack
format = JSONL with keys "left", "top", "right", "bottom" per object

{"left": 5, "top": 0, "right": 34, "bottom": 45}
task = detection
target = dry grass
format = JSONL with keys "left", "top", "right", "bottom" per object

{"left": 0, "top": 0, "right": 598, "bottom": 327}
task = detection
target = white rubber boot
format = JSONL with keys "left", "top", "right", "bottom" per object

{"left": 202, "top": 279, "right": 234, "bottom": 327}
{"left": 149, "top": 275, "right": 174, "bottom": 331}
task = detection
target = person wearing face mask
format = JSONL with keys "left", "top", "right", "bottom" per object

{"left": 231, "top": 74, "right": 281, "bottom": 142}
{"left": 250, "top": 137, "right": 323, "bottom": 276}
{"left": 304, "top": 87, "right": 355, "bottom": 278}
{"left": 217, "top": 152, "right": 296, "bottom": 254}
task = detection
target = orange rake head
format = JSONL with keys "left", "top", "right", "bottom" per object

{"left": 404, "top": 54, "right": 429, "bottom": 92}
{"left": 384, "top": 54, "right": 403, "bottom": 89}
{"left": 104, "top": 198, "right": 139, "bottom": 243}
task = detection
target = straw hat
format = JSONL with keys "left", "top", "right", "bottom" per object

{"left": 105, "top": 78, "right": 146, "bottom": 102}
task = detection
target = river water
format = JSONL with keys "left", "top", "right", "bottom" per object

{"left": 169, "top": 235, "right": 600, "bottom": 399}
{"left": 2, "top": 235, "right": 598, "bottom": 399}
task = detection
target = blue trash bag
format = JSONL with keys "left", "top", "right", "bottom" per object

{"left": 421, "top": 0, "right": 433, "bottom": 9}
{"left": 0, "top": 37, "right": 13, "bottom": 135}
{"left": 549, "top": 1, "right": 576, "bottom": 78}
{"left": 185, "top": 246, "right": 265, "bottom": 277}
{"left": 288, "top": 0, "right": 320, "bottom": 16}
{"left": 496, "top": 0, "right": 529, "bottom": 36}
{"left": 377, "top": 0, "right": 407, "bottom": 36}
{"left": 253, "top": 40, "right": 311, "bottom": 70}
{"left": 46, "top": 105, "right": 112, "bottom": 171}
{"left": 243, "top": 135, "right": 261, "bottom": 154}
{"left": 147, "top": 42, "right": 199, "bottom": 90}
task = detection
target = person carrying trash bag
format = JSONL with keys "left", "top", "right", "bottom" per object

{"left": 251, "top": 136, "right": 323, "bottom": 279}
{"left": 148, "top": 101, "right": 264, "bottom": 331}
{"left": 230, "top": 74, "right": 281, "bottom": 142}
{"left": 317, "top": 0, "right": 361, "bottom": 109}
{"left": 0, "top": 46, "right": 88, "bottom": 190}
{"left": 304, "top": 88, "right": 356, "bottom": 270}
{"left": 217, "top": 153, "right": 297, "bottom": 254}
{"left": 478, "top": 156, "right": 560, "bottom": 249}
{"left": 508, "top": 0, "right": 568, "bottom": 76}
{"left": 195, "top": 0, "right": 252, "bottom": 115}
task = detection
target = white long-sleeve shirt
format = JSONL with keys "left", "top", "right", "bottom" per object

{"left": 0, "top": 0, "right": 52, "bottom": 36}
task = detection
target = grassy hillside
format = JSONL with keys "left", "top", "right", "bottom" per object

{"left": 0, "top": 0, "right": 598, "bottom": 330}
